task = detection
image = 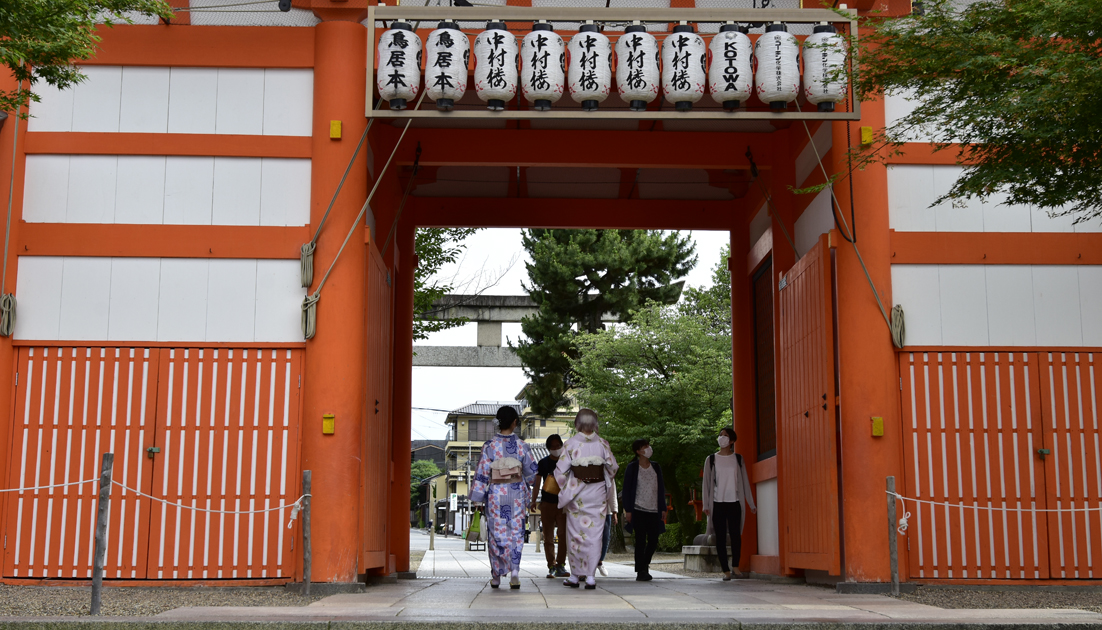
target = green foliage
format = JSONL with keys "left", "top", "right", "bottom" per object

{"left": 0, "top": 0, "right": 172, "bottom": 114}
{"left": 413, "top": 228, "right": 480, "bottom": 342}
{"left": 570, "top": 250, "right": 732, "bottom": 548}
{"left": 849, "top": 0, "right": 1102, "bottom": 221}
{"left": 410, "top": 460, "right": 441, "bottom": 510}
{"left": 657, "top": 523, "right": 682, "bottom": 552}
{"left": 515, "top": 229, "right": 697, "bottom": 417}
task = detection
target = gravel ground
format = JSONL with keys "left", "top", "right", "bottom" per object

{"left": 0, "top": 584, "right": 324, "bottom": 617}
{"left": 901, "top": 586, "right": 1102, "bottom": 614}
{"left": 409, "top": 549, "right": 426, "bottom": 573}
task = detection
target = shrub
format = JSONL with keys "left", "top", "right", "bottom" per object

{"left": 657, "top": 523, "right": 682, "bottom": 552}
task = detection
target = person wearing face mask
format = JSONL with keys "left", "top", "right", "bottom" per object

{"left": 702, "top": 426, "right": 756, "bottom": 581}
{"left": 620, "top": 438, "right": 666, "bottom": 581}
{"left": 533, "top": 434, "right": 570, "bottom": 578}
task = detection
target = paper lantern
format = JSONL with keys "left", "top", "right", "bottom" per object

{"left": 615, "top": 24, "right": 660, "bottom": 112}
{"left": 377, "top": 22, "right": 422, "bottom": 110}
{"left": 567, "top": 23, "right": 612, "bottom": 111}
{"left": 708, "top": 24, "right": 752, "bottom": 111}
{"left": 426, "top": 22, "right": 470, "bottom": 112}
{"left": 521, "top": 22, "right": 565, "bottom": 111}
{"left": 803, "top": 23, "right": 847, "bottom": 112}
{"left": 474, "top": 22, "right": 519, "bottom": 111}
{"left": 754, "top": 22, "right": 800, "bottom": 110}
{"left": 662, "top": 23, "right": 706, "bottom": 112}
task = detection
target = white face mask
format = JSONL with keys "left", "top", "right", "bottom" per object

{"left": 717, "top": 435, "right": 731, "bottom": 448}
{"left": 550, "top": 448, "right": 564, "bottom": 457}
{"left": 642, "top": 446, "right": 653, "bottom": 458}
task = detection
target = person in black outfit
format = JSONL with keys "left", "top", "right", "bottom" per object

{"left": 621, "top": 438, "right": 666, "bottom": 581}
{"left": 532, "top": 434, "right": 569, "bottom": 578}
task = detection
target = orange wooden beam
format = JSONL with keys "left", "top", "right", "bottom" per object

{"left": 890, "top": 231, "right": 1102, "bottom": 265}
{"left": 18, "top": 223, "right": 308, "bottom": 259}
{"left": 886, "top": 142, "right": 977, "bottom": 165}
{"left": 24, "top": 133, "right": 312, "bottom": 158}
{"left": 90, "top": 25, "right": 314, "bottom": 68}
{"left": 412, "top": 197, "right": 744, "bottom": 229}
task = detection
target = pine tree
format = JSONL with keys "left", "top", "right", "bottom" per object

{"left": 515, "top": 229, "right": 696, "bottom": 417}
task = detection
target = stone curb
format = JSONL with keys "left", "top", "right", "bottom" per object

{"left": 0, "top": 620, "right": 1099, "bottom": 629}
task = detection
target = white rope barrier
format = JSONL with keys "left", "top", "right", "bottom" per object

{"left": 888, "top": 490, "right": 1102, "bottom": 535}
{"left": 112, "top": 480, "right": 307, "bottom": 521}
{"left": 0, "top": 478, "right": 99, "bottom": 493}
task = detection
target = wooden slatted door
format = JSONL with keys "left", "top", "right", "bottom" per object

{"left": 362, "top": 248, "right": 393, "bottom": 571}
{"left": 4, "top": 347, "right": 158, "bottom": 578}
{"left": 148, "top": 348, "right": 303, "bottom": 579}
{"left": 900, "top": 351, "right": 1049, "bottom": 579}
{"left": 776, "top": 236, "right": 841, "bottom": 574}
{"left": 1037, "top": 352, "right": 1102, "bottom": 579}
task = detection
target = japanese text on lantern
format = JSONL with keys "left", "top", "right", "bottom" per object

{"left": 625, "top": 34, "right": 648, "bottom": 90}
{"left": 386, "top": 31, "right": 411, "bottom": 90}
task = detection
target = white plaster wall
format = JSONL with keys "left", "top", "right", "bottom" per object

{"left": 28, "top": 67, "right": 314, "bottom": 136}
{"left": 794, "top": 122, "right": 833, "bottom": 188}
{"left": 14, "top": 257, "right": 304, "bottom": 342}
{"left": 887, "top": 165, "right": 1102, "bottom": 233}
{"left": 755, "top": 478, "right": 779, "bottom": 556}
{"left": 749, "top": 203, "right": 770, "bottom": 249}
{"left": 891, "top": 264, "right": 1102, "bottom": 347}
{"left": 794, "top": 189, "right": 833, "bottom": 255}
{"left": 23, "top": 155, "right": 310, "bottom": 225}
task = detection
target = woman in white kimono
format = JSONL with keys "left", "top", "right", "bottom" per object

{"left": 554, "top": 408, "right": 618, "bottom": 589}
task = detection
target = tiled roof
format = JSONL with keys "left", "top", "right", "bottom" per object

{"left": 448, "top": 401, "right": 525, "bottom": 417}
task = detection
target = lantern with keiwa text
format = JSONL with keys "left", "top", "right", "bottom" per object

{"left": 754, "top": 22, "right": 800, "bottom": 110}
{"left": 474, "top": 22, "right": 519, "bottom": 111}
{"left": 377, "top": 22, "right": 422, "bottom": 110}
{"left": 708, "top": 23, "right": 752, "bottom": 111}
{"left": 567, "top": 22, "right": 612, "bottom": 111}
{"left": 425, "top": 22, "right": 469, "bottom": 112}
{"left": 521, "top": 21, "right": 565, "bottom": 111}
{"left": 662, "top": 23, "right": 706, "bottom": 112}
{"left": 802, "top": 23, "right": 847, "bottom": 112}
{"left": 615, "top": 23, "right": 659, "bottom": 112}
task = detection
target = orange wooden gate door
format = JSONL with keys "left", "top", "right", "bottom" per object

{"left": 4, "top": 345, "right": 303, "bottom": 580}
{"left": 1037, "top": 351, "right": 1102, "bottom": 579}
{"left": 777, "top": 236, "right": 841, "bottom": 574}
{"left": 900, "top": 351, "right": 1050, "bottom": 579}
{"left": 362, "top": 247, "right": 393, "bottom": 571}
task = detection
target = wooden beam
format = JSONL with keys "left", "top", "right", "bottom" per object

{"left": 24, "top": 133, "right": 312, "bottom": 158}
{"left": 412, "top": 197, "right": 742, "bottom": 230}
{"left": 18, "top": 223, "right": 309, "bottom": 259}
{"left": 89, "top": 24, "right": 314, "bottom": 68}
{"left": 889, "top": 231, "right": 1102, "bottom": 265}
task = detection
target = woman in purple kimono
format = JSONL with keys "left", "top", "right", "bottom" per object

{"left": 554, "top": 408, "right": 619, "bottom": 589}
{"left": 470, "top": 406, "right": 538, "bottom": 589}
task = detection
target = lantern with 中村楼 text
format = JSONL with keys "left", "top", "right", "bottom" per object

{"left": 662, "top": 23, "right": 706, "bottom": 112}
{"left": 425, "top": 22, "right": 469, "bottom": 112}
{"left": 474, "top": 22, "right": 519, "bottom": 111}
{"left": 708, "top": 23, "right": 752, "bottom": 111}
{"left": 615, "top": 23, "right": 659, "bottom": 112}
{"left": 377, "top": 22, "right": 422, "bottom": 110}
{"left": 521, "top": 21, "right": 565, "bottom": 111}
{"left": 754, "top": 22, "right": 800, "bottom": 110}
{"left": 567, "top": 22, "right": 612, "bottom": 111}
{"left": 803, "top": 23, "right": 847, "bottom": 112}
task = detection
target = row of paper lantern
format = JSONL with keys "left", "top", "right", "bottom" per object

{"left": 377, "top": 20, "right": 846, "bottom": 113}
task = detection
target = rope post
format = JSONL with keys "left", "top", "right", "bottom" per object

{"left": 91, "top": 452, "right": 114, "bottom": 615}
{"left": 302, "top": 470, "right": 311, "bottom": 595}
{"left": 887, "top": 476, "right": 900, "bottom": 597}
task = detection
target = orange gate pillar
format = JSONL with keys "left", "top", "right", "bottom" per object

{"left": 301, "top": 14, "right": 370, "bottom": 584}
{"left": 730, "top": 222, "right": 757, "bottom": 573}
{"left": 390, "top": 218, "right": 415, "bottom": 574}
{"left": 831, "top": 101, "right": 902, "bottom": 583}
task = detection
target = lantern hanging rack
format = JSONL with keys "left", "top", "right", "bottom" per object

{"left": 367, "top": 6, "right": 858, "bottom": 120}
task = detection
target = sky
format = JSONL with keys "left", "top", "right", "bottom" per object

{"left": 410, "top": 229, "right": 731, "bottom": 441}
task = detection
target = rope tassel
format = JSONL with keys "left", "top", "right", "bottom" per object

{"left": 0, "top": 293, "right": 15, "bottom": 337}
{"left": 300, "top": 242, "right": 316, "bottom": 288}
{"left": 302, "top": 293, "right": 319, "bottom": 340}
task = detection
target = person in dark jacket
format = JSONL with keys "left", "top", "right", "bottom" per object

{"left": 621, "top": 438, "right": 666, "bottom": 581}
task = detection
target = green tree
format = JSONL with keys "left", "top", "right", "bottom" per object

{"left": 848, "top": 0, "right": 1102, "bottom": 221}
{"left": 515, "top": 229, "right": 697, "bottom": 417}
{"left": 570, "top": 250, "right": 733, "bottom": 547}
{"left": 1, "top": 0, "right": 172, "bottom": 114}
{"left": 410, "top": 459, "right": 441, "bottom": 511}
{"left": 413, "top": 228, "right": 480, "bottom": 342}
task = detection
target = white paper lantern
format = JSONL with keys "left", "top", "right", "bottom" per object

{"left": 474, "top": 22, "right": 519, "bottom": 111}
{"left": 426, "top": 22, "right": 470, "bottom": 112}
{"left": 377, "top": 22, "right": 422, "bottom": 110}
{"left": 708, "top": 24, "right": 752, "bottom": 111}
{"left": 754, "top": 23, "right": 800, "bottom": 110}
{"left": 567, "top": 23, "right": 612, "bottom": 111}
{"left": 615, "top": 24, "right": 660, "bottom": 112}
{"left": 662, "top": 24, "right": 707, "bottom": 112}
{"left": 521, "top": 22, "right": 565, "bottom": 111}
{"left": 803, "top": 23, "right": 847, "bottom": 112}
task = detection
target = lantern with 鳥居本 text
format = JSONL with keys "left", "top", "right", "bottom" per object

{"left": 615, "top": 23, "right": 659, "bottom": 112}
{"left": 425, "top": 22, "right": 469, "bottom": 112}
{"left": 474, "top": 21, "right": 519, "bottom": 111}
{"left": 521, "top": 21, "right": 565, "bottom": 111}
{"left": 377, "top": 22, "right": 422, "bottom": 110}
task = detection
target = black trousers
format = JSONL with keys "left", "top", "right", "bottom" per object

{"left": 712, "top": 501, "right": 743, "bottom": 573}
{"left": 632, "top": 510, "right": 662, "bottom": 575}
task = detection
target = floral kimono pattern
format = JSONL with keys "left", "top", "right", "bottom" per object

{"left": 553, "top": 432, "right": 619, "bottom": 578}
{"left": 469, "top": 433, "right": 538, "bottom": 577}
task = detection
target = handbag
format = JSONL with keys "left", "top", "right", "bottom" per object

{"left": 465, "top": 510, "right": 482, "bottom": 542}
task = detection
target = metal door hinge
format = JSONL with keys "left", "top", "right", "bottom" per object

{"left": 778, "top": 275, "right": 788, "bottom": 290}
{"left": 900, "top": 378, "right": 903, "bottom": 391}
{"left": 14, "top": 373, "right": 17, "bottom": 386}
{"left": 298, "top": 375, "right": 301, "bottom": 388}
{"left": 4, "top": 535, "right": 7, "bottom": 549}
{"left": 146, "top": 446, "right": 161, "bottom": 459}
